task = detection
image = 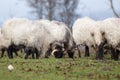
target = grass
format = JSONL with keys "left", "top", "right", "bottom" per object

{"left": 0, "top": 53, "right": 120, "bottom": 80}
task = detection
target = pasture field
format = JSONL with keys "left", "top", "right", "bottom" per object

{"left": 0, "top": 53, "right": 120, "bottom": 80}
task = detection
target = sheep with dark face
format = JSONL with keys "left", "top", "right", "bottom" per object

{"left": 1, "top": 18, "right": 64, "bottom": 59}
{"left": 38, "top": 20, "right": 76, "bottom": 58}
{"left": 96, "top": 18, "right": 120, "bottom": 60}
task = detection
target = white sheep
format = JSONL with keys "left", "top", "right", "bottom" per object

{"left": 1, "top": 18, "right": 37, "bottom": 58}
{"left": 38, "top": 20, "right": 76, "bottom": 58}
{"left": 72, "top": 17, "right": 103, "bottom": 58}
{"left": 1, "top": 18, "right": 64, "bottom": 59}
{"left": 101, "top": 18, "right": 120, "bottom": 48}
{"left": 96, "top": 17, "right": 120, "bottom": 60}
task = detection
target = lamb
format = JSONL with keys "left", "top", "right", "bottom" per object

{"left": 72, "top": 17, "right": 103, "bottom": 59}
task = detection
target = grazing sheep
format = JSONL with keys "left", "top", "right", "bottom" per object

{"left": 72, "top": 17, "right": 104, "bottom": 59}
{"left": 97, "top": 18, "right": 120, "bottom": 60}
{"left": 38, "top": 20, "right": 76, "bottom": 58}
{"left": 51, "top": 21, "right": 76, "bottom": 58}
{"left": 1, "top": 18, "right": 64, "bottom": 59}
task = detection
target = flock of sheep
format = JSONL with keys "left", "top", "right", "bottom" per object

{"left": 0, "top": 17, "right": 120, "bottom": 60}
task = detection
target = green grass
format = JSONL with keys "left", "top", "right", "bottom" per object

{"left": 0, "top": 53, "right": 120, "bottom": 80}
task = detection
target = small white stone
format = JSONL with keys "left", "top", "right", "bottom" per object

{"left": 8, "top": 64, "right": 14, "bottom": 71}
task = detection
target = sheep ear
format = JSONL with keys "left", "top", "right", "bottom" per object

{"left": 101, "top": 31, "right": 105, "bottom": 36}
{"left": 50, "top": 43, "right": 53, "bottom": 47}
{"left": 91, "top": 32, "right": 94, "bottom": 37}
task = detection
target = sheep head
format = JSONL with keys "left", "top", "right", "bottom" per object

{"left": 50, "top": 41, "right": 64, "bottom": 58}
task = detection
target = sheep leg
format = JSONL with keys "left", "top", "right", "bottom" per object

{"left": 114, "top": 49, "right": 119, "bottom": 61}
{"left": 24, "top": 53, "right": 29, "bottom": 59}
{"left": 77, "top": 45, "right": 81, "bottom": 57}
{"left": 24, "top": 47, "right": 35, "bottom": 59}
{"left": 13, "top": 49, "right": 18, "bottom": 56}
{"left": 44, "top": 49, "right": 51, "bottom": 58}
{"left": 12, "top": 44, "right": 18, "bottom": 56}
{"left": 67, "top": 50, "right": 74, "bottom": 58}
{"left": 24, "top": 52, "right": 31, "bottom": 59}
{"left": 31, "top": 48, "right": 35, "bottom": 59}
{"left": 7, "top": 49, "right": 10, "bottom": 58}
{"left": 31, "top": 53, "right": 35, "bottom": 59}
{"left": 7, "top": 47, "right": 13, "bottom": 59}
{"left": 24, "top": 48, "right": 30, "bottom": 59}
{"left": 111, "top": 48, "right": 119, "bottom": 61}
{"left": 24, "top": 54, "right": 28, "bottom": 59}
{"left": 85, "top": 45, "right": 90, "bottom": 57}
{"left": 35, "top": 48, "right": 39, "bottom": 59}
{"left": 96, "top": 43, "right": 104, "bottom": 60}
{"left": 0, "top": 48, "right": 5, "bottom": 58}
{"left": 10, "top": 46, "right": 13, "bottom": 59}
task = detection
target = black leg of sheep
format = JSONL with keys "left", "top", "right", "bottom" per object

{"left": 24, "top": 48, "right": 35, "bottom": 59}
{"left": 115, "top": 50, "right": 119, "bottom": 60}
{"left": 114, "top": 50, "right": 119, "bottom": 61}
{"left": 96, "top": 42, "right": 104, "bottom": 60}
{"left": 85, "top": 45, "right": 90, "bottom": 57}
{"left": 35, "top": 48, "right": 39, "bottom": 59}
{"left": 7, "top": 46, "right": 13, "bottom": 59}
{"left": 24, "top": 52, "right": 31, "bottom": 59}
{"left": 0, "top": 48, "right": 6, "bottom": 58}
{"left": 24, "top": 48, "right": 30, "bottom": 59}
{"left": 31, "top": 52, "right": 35, "bottom": 59}
{"left": 12, "top": 48, "right": 18, "bottom": 56}
{"left": 7, "top": 44, "right": 20, "bottom": 59}
{"left": 111, "top": 48, "right": 119, "bottom": 61}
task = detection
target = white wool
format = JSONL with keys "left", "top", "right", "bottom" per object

{"left": 0, "top": 34, "right": 10, "bottom": 49}
{"left": 2, "top": 18, "right": 56, "bottom": 53}
{"left": 38, "top": 20, "right": 75, "bottom": 50}
{"left": 2, "top": 18, "right": 31, "bottom": 46}
{"left": 0, "top": 28, "right": 10, "bottom": 49}
{"left": 38, "top": 20, "right": 67, "bottom": 42}
{"left": 93, "top": 21, "right": 104, "bottom": 46}
{"left": 72, "top": 17, "right": 101, "bottom": 47}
